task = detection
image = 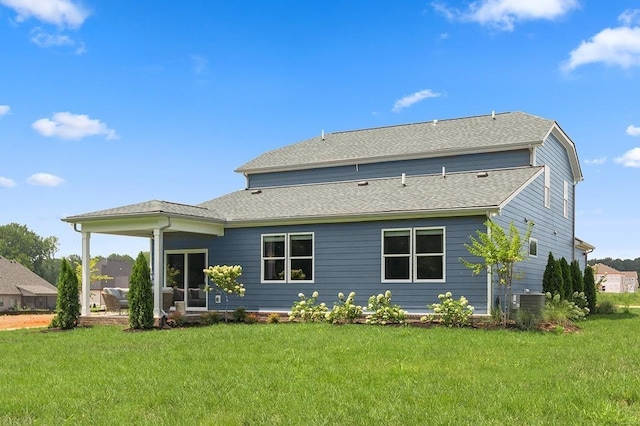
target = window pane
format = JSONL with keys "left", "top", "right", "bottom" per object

{"left": 416, "top": 230, "right": 443, "bottom": 254}
{"left": 263, "top": 259, "right": 285, "bottom": 280}
{"left": 188, "top": 253, "right": 206, "bottom": 288}
{"left": 385, "top": 257, "right": 410, "bottom": 280}
{"left": 291, "top": 259, "right": 312, "bottom": 280}
{"left": 263, "top": 235, "right": 285, "bottom": 257}
{"left": 166, "top": 254, "right": 184, "bottom": 287}
{"left": 290, "top": 234, "right": 312, "bottom": 257}
{"left": 529, "top": 239, "right": 538, "bottom": 256}
{"left": 384, "top": 230, "right": 410, "bottom": 254}
{"left": 416, "top": 256, "right": 443, "bottom": 280}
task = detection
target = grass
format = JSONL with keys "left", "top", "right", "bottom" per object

{"left": 1, "top": 313, "right": 640, "bottom": 425}
{"left": 597, "top": 291, "right": 640, "bottom": 308}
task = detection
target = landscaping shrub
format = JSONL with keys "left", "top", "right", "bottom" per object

{"left": 365, "top": 290, "right": 406, "bottom": 325}
{"left": 326, "top": 292, "right": 363, "bottom": 324}
{"left": 596, "top": 300, "right": 617, "bottom": 315}
{"left": 289, "top": 292, "right": 327, "bottom": 322}
{"left": 233, "top": 307, "right": 247, "bottom": 322}
{"left": 559, "top": 257, "right": 573, "bottom": 298}
{"left": 50, "top": 258, "right": 80, "bottom": 329}
{"left": 128, "top": 252, "right": 154, "bottom": 330}
{"left": 543, "top": 292, "right": 588, "bottom": 326}
{"left": 200, "top": 311, "right": 221, "bottom": 325}
{"left": 266, "top": 313, "right": 280, "bottom": 324}
{"left": 244, "top": 313, "right": 259, "bottom": 324}
{"left": 583, "top": 265, "right": 597, "bottom": 314}
{"left": 423, "top": 292, "right": 474, "bottom": 327}
{"left": 515, "top": 309, "right": 540, "bottom": 331}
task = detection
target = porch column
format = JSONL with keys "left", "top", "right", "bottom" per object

{"left": 152, "top": 227, "right": 164, "bottom": 318}
{"left": 81, "top": 231, "right": 91, "bottom": 316}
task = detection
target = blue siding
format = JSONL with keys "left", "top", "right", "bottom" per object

{"left": 494, "top": 133, "right": 576, "bottom": 298}
{"left": 164, "top": 216, "right": 491, "bottom": 314}
{"left": 248, "top": 150, "right": 530, "bottom": 188}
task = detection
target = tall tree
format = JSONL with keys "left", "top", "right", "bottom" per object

{"left": 72, "top": 257, "right": 113, "bottom": 288}
{"left": 542, "top": 253, "right": 557, "bottom": 295}
{"left": 461, "top": 220, "right": 532, "bottom": 324}
{"left": 0, "top": 223, "right": 58, "bottom": 280}
{"left": 570, "top": 260, "right": 584, "bottom": 293}
{"left": 559, "top": 257, "right": 573, "bottom": 298}
{"left": 50, "top": 258, "right": 80, "bottom": 329}
{"left": 128, "top": 252, "right": 154, "bottom": 330}
{"left": 583, "top": 265, "right": 597, "bottom": 314}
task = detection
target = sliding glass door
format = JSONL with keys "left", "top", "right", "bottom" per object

{"left": 165, "top": 250, "right": 208, "bottom": 311}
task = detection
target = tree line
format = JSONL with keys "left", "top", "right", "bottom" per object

{"left": 0, "top": 222, "right": 134, "bottom": 285}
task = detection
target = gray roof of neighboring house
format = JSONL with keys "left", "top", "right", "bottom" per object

{"left": 198, "top": 166, "right": 543, "bottom": 223}
{"left": 0, "top": 256, "right": 58, "bottom": 296}
{"left": 63, "top": 199, "right": 224, "bottom": 222}
{"left": 236, "top": 111, "right": 557, "bottom": 173}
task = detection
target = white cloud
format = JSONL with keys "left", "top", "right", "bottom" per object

{"left": 26, "top": 173, "right": 65, "bottom": 187}
{"left": 626, "top": 125, "right": 640, "bottom": 136}
{"left": 191, "top": 54, "right": 208, "bottom": 75}
{"left": 32, "top": 112, "right": 118, "bottom": 140}
{"left": 392, "top": 89, "right": 442, "bottom": 112}
{"left": 0, "top": 104, "right": 9, "bottom": 116}
{"left": 0, "top": 0, "right": 90, "bottom": 28}
{"left": 433, "top": 0, "right": 578, "bottom": 31}
{"left": 562, "top": 10, "right": 640, "bottom": 72}
{"left": 619, "top": 9, "right": 640, "bottom": 27}
{"left": 30, "top": 27, "right": 85, "bottom": 54}
{"left": 614, "top": 147, "right": 640, "bottom": 167}
{"left": 584, "top": 157, "right": 607, "bottom": 165}
{"left": 0, "top": 176, "right": 16, "bottom": 188}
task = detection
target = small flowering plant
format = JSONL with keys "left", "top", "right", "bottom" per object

{"left": 289, "top": 291, "right": 328, "bottom": 322}
{"left": 203, "top": 265, "right": 245, "bottom": 322}
{"left": 203, "top": 265, "right": 245, "bottom": 296}
{"left": 423, "top": 292, "right": 474, "bottom": 327}
{"left": 365, "top": 290, "right": 406, "bottom": 325}
{"left": 326, "top": 292, "right": 363, "bottom": 324}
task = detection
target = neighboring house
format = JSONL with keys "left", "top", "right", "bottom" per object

{"left": 0, "top": 256, "right": 57, "bottom": 311}
{"left": 63, "top": 111, "right": 591, "bottom": 317}
{"left": 89, "top": 259, "right": 132, "bottom": 307}
{"left": 593, "top": 263, "right": 638, "bottom": 293}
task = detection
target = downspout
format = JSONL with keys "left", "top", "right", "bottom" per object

{"left": 572, "top": 181, "right": 577, "bottom": 262}
{"left": 153, "top": 217, "right": 172, "bottom": 319}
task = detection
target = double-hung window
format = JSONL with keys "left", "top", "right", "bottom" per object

{"left": 382, "top": 227, "right": 445, "bottom": 282}
{"left": 262, "top": 233, "right": 314, "bottom": 283}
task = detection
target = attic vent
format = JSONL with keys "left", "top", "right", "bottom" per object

{"left": 251, "top": 189, "right": 262, "bottom": 194}
{"left": 477, "top": 172, "right": 489, "bottom": 178}
{"left": 357, "top": 181, "right": 369, "bottom": 186}
{"left": 433, "top": 119, "right": 438, "bottom": 126}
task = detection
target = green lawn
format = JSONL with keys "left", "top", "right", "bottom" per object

{"left": 598, "top": 291, "right": 640, "bottom": 307}
{"left": 1, "top": 314, "right": 640, "bottom": 425}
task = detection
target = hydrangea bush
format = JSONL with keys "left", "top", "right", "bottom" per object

{"left": 326, "top": 292, "right": 363, "bottom": 324}
{"left": 365, "top": 290, "right": 406, "bottom": 325}
{"left": 289, "top": 291, "right": 328, "bottom": 322}
{"left": 423, "top": 292, "right": 474, "bottom": 327}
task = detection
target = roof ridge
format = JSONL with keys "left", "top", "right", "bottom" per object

{"left": 331, "top": 111, "right": 515, "bottom": 135}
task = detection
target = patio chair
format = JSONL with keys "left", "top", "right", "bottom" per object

{"left": 102, "top": 288, "right": 129, "bottom": 314}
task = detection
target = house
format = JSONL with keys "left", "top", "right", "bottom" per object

{"left": 63, "top": 111, "right": 590, "bottom": 318}
{"left": 0, "top": 256, "right": 58, "bottom": 311}
{"left": 89, "top": 258, "right": 133, "bottom": 308}
{"left": 593, "top": 263, "right": 638, "bottom": 293}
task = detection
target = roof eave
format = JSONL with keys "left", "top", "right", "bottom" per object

{"left": 223, "top": 206, "right": 501, "bottom": 228}
{"left": 62, "top": 211, "right": 225, "bottom": 225}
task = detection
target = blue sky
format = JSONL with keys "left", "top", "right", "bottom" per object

{"left": 1, "top": 0, "right": 639, "bottom": 260}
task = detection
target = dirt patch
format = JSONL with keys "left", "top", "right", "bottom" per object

{"left": 0, "top": 314, "right": 55, "bottom": 330}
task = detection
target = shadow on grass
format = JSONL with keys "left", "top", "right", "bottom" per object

{"left": 590, "top": 311, "right": 639, "bottom": 321}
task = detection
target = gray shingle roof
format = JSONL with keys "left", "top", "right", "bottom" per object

{"left": 0, "top": 256, "right": 58, "bottom": 296}
{"left": 236, "top": 112, "right": 554, "bottom": 173}
{"left": 198, "top": 166, "right": 543, "bottom": 223}
{"left": 63, "top": 199, "right": 224, "bottom": 222}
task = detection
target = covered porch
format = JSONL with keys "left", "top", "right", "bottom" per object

{"left": 62, "top": 200, "right": 225, "bottom": 319}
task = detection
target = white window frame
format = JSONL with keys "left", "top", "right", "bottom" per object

{"left": 261, "top": 232, "right": 314, "bottom": 284}
{"left": 563, "top": 180, "right": 569, "bottom": 218}
{"left": 529, "top": 238, "right": 538, "bottom": 257}
{"left": 381, "top": 227, "right": 446, "bottom": 283}
{"left": 544, "top": 165, "right": 551, "bottom": 209}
